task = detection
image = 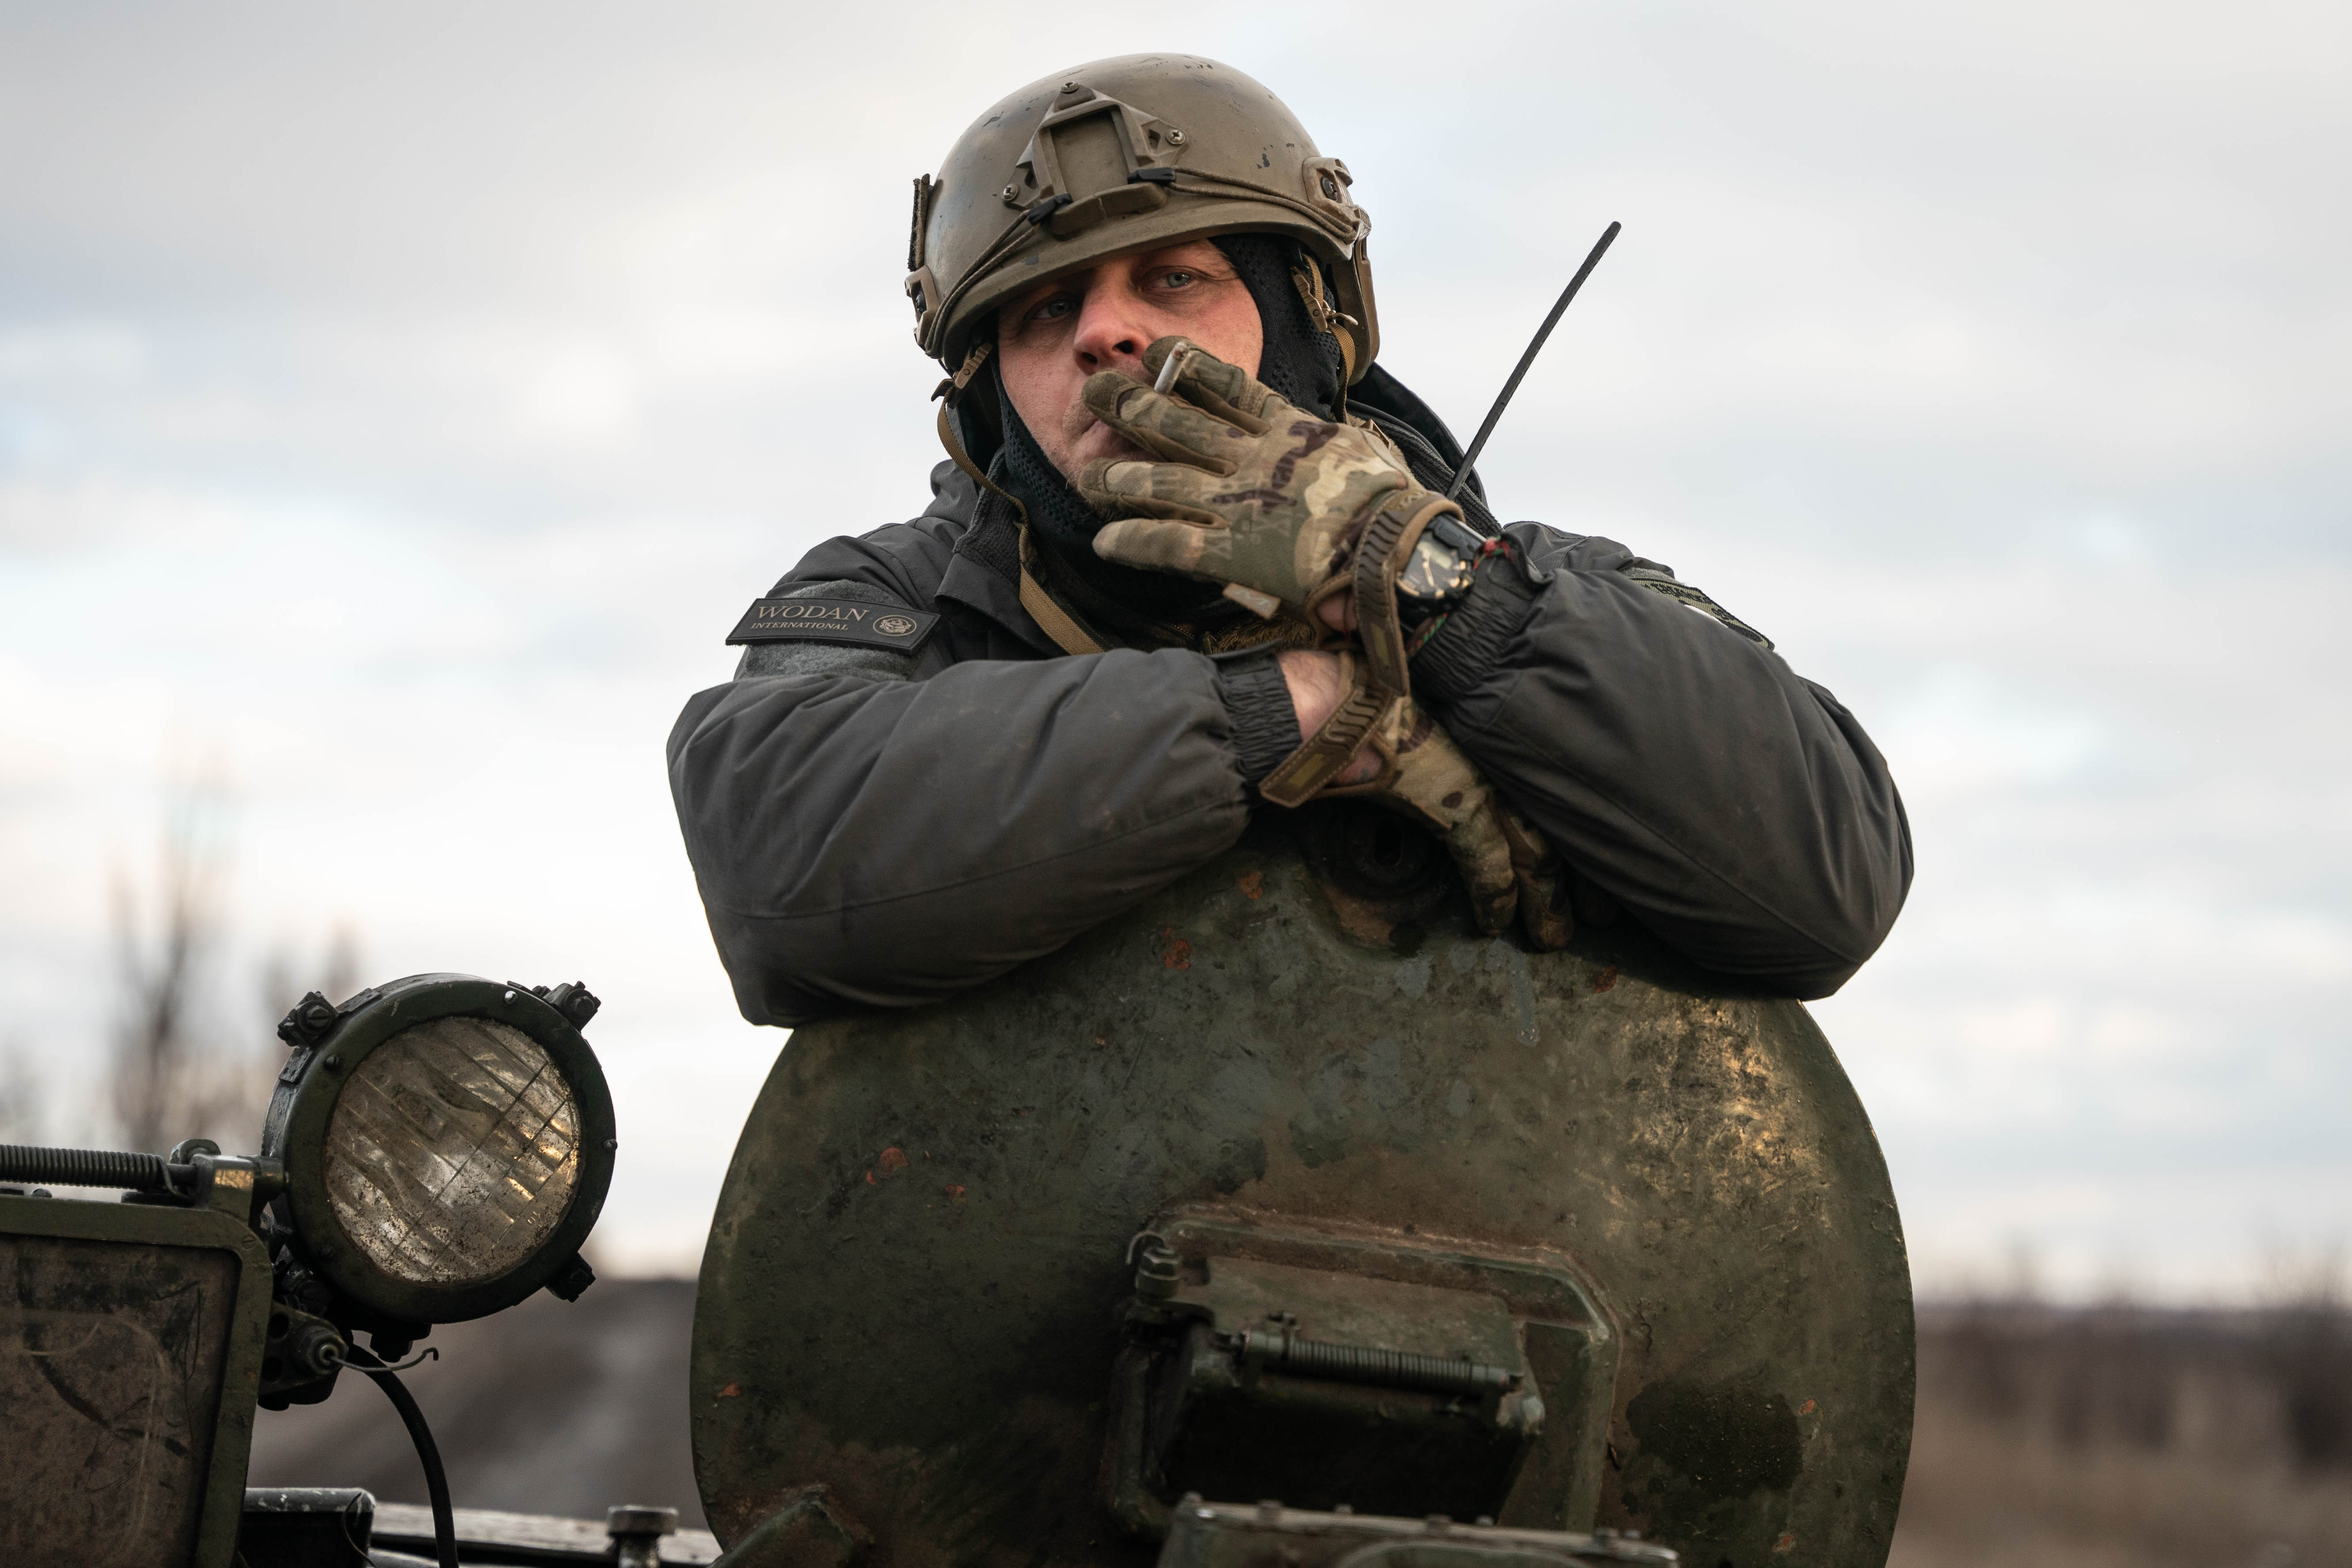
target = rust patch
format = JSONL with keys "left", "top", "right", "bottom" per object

{"left": 877, "top": 1147, "right": 909, "bottom": 1175}
{"left": 1592, "top": 965, "right": 1618, "bottom": 992}
{"left": 944, "top": 1184, "right": 966, "bottom": 1202}
{"left": 718, "top": 1383, "right": 740, "bottom": 1398}
{"left": 1160, "top": 927, "right": 1193, "bottom": 970}
{"left": 1237, "top": 870, "right": 1264, "bottom": 899}
{"left": 1800, "top": 1398, "right": 1818, "bottom": 1415}
{"left": 863, "top": 1170, "right": 876, "bottom": 1185}
{"left": 1773, "top": 1534, "right": 1797, "bottom": 1554}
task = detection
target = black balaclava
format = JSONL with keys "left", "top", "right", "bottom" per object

{"left": 994, "top": 233, "right": 1347, "bottom": 624}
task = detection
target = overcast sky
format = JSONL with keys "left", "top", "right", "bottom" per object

{"left": 1, "top": 0, "right": 2344, "bottom": 1293}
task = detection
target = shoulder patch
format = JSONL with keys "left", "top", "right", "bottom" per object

{"left": 1620, "top": 567, "right": 1774, "bottom": 650}
{"left": 726, "top": 597, "right": 941, "bottom": 652}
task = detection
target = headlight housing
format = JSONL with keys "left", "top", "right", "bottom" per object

{"left": 261, "top": 973, "right": 616, "bottom": 1327}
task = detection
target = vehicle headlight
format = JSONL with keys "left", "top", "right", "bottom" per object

{"left": 261, "top": 973, "right": 616, "bottom": 1328}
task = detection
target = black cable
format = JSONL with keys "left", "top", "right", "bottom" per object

{"left": 359, "top": 1362, "right": 460, "bottom": 1568}
{"left": 1444, "top": 220, "right": 1622, "bottom": 503}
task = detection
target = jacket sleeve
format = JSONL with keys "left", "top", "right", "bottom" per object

{"left": 667, "top": 625, "right": 1260, "bottom": 1028}
{"left": 1409, "top": 524, "right": 1912, "bottom": 998}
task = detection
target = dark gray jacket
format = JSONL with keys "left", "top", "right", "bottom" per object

{"left": 668, "top": 463, "right": 1910, "bottom": 1025}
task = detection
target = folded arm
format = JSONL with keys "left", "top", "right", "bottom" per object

{"left": 1407, "top": 525, "right": 1913, "bottom": 998}
{"left": 667, "top": 583, "right": 1281, "bottom": 1026}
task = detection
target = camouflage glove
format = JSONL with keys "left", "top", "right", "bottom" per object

{"left": 1331, "top": 695, "right": 1520, "bottom": 938}
{"left": 1498, "top": 800, "right": 1574, "bottom": 952}
{"left": 1078, "top": 337, "right": 1461, "bottom": 621}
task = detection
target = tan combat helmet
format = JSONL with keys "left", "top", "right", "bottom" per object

{"left": 906, "top": 54, "right": 1379, "bottom": 384}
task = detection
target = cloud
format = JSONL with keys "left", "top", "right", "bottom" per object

{"left": 0, "top": 0, "right": 2344, "bottom": 1293}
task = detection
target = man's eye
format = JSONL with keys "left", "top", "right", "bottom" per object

{"left": 1161, "top": 270, "right": 1196, "bottom": 289}
{"left": 1031, "top": 296, "right": 1076, "bottom": 322}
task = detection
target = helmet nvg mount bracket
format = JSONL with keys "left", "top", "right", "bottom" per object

{"left": 906, "top": 54, "right": 1380, "bottom": 384}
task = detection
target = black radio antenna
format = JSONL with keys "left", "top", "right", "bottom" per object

{"left": 1444, "top": 220, "right": 1621, "bottom": 503}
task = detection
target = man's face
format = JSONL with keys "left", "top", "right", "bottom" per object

{"left": 994, "top": 238, "right": 1264, "bottom": 484}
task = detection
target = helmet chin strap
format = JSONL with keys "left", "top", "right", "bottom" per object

{"left": 931, "top": 340, "right": 1023, "bottom": 518}
{"left": 930, "top": 342, "right": 1108, "bottom": 658}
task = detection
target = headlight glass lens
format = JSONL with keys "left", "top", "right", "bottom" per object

{"left": 322, "top": 1015, "right": 582, "bottom": 1286}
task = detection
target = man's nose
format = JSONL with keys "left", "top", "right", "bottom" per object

{"left": 1070, "top": 283, "right": 1153, "bottom": 378}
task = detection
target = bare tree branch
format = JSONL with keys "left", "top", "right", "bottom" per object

{"left": 107, "top": 782, "right": 253, "bottom": 1152}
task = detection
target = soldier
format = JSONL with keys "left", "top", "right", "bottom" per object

{"left": 666, "top": 54, "right": 1911, "bottom": 1028}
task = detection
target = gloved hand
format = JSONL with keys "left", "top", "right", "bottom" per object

{"left": 1498, "top": 800, "right": 1574, "bottom": 952}
{"left": 1315, "top": 690, "right": 1577, "bottom": 950}
{"left": 1330, "top": 695, "right": 1520, "bottom": 938}
{"left": 1077, "top": 336, "right": 1455, "bottom": 619}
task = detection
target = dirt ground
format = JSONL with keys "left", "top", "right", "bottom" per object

{"left": 248, "top": 1286, "right": 2352, "bottom": 1564}
{"left": 1892, "top": 1401, "right": 2350, "bottom": 1568}
{"left": 1890, "top": 1301, "right": 2352, "bottom": 1568}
